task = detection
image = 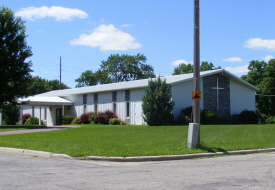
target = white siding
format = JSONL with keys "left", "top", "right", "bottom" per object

{"left": 23, "top": 106, "right": 46, "bottom": 121}
{"left": 64, "top": 95, "right": 82, "bottom": 117}
{"left": 130, "top": 88, "right": 146, "bottom": 125}
{"left": 47, "top": 107, "right": 54, "bottom": 126}
{"left": 23, "top": 106, "right": 32, "bottom": 116}
{"left": 117, "top": 90, "right": 126, "bottom": 121}
{"left": 171, "top": 78, "right": 203, "bottom": 118}
{"left": 86, "top": 94, "right": 93, "bottom": 112}
{"left": 230, "top": 79, "right": 256, "bottom": 115}
{"left": 98, "top": 92, "right": 112, "bottom": 112}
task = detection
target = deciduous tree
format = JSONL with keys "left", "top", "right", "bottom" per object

{"left": 172, "top": 61, "right": 221, "bottom": 75}
{"left": 241, "top": 59, "right": 275, "bottom": 116}
{"left": 75, "top": 53, "right": 155, "bottom": 87}
{"left": 0, "top": 6, "right": 33, "bottom": 107}
{"left": 28, "top": 76, "right": 70, "bottom": 96}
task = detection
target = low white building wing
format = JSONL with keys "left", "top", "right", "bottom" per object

{"left": 19, "top": 69, "right": 259, "bottom": 126}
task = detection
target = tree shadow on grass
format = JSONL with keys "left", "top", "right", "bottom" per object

{"left": 198, "top": 142, "right": 226, "bottom": 153}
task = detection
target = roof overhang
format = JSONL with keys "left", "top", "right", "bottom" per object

{"left": 18, "top": 96, "right": 74, "bottom": 107}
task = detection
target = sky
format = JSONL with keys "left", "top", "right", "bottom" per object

{"left": 3, "top": 0, "right": 275, "bottom": 88}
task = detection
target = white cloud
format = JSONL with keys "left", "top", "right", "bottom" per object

{"left": 122, "top": 24, "right": 133, "bottom": 27}
{"left": 15, "top": 6, "right": 88, "bottom": 21}
{"left": 31, "top": 72, "right": 37, "bottom": 76}
{"left": 100, "top": 19, "right": 105, "bottom": 22}
{"left": 222, "top": 57, "right": 243, "bottom": 62}
{"left": 224, "top": 65, "right": 249, "bottom": 74}
{"left": 170, "top": 59, "right": 190, "bottom": 66}
{"left": 70, "top": 24, "right": 141, "bottom": 51}
{"left": 244, "top": 38, "right": 275, "bottom": 51}
{"left": 263, "top": 55, "right": 274, "bottom": 62}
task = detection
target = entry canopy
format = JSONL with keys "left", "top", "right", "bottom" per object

{"left": 18, "top": 96, "right": 74, "bottom": 107}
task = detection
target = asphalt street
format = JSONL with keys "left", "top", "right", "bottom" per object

{"left": 0, "top": 152, "right": 275, "bottom": 190}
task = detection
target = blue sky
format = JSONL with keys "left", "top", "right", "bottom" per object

{"left": 3, "top": 0, "right": 275, "bottom": 88}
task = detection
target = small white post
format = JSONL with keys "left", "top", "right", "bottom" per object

{"left": 39, "top": 106, "right": 41, "bottom": 125}
{"left": 187, "top": 123, "right": 200, "bottom": 148}
{"left": 62, "top": 105, "right": 65, "bottom": 116}
{"left": 20, "top": 105, "right": 23, "bottom": 125}
{"left": 0, "top": 108, "right": 2, "bottom": 126}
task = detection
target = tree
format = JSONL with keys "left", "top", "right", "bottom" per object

{"left": 172, "top": 61, "right": 221, "bottom": 75}
{"left": 28, "top": 76, "right": 70, "bottom": 96}
{"left": 75, "top": 70, "right": 98, "bottom": 87}
{"left": 47, "top": 79, "right": 70, "bottom": 91}
{"left": 75, "top": 53, "right": 155, "bottom": 87}
{"left": 100, "top": 53, "right": 155, "bottom": 82}
{"left": 142, "top": 77, "right": 175, "bottom": 126}
{"left": 241, "top": 59, "right": 275, "bottom": 116}
{"left": 0, "top": 6, "right": 33, "bottom": 107}
{"left": 173, "top": 63, "right": 193, "bottom": 75}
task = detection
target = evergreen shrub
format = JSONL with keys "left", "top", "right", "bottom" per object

{"left": 239, "top": 110, "right": 259, "bottom": 124}
{"left": 230, "top": 114, "right": 241, "bottom": 124}
{"left": 71, "top": 117, "right": 81, "bottom": 124}
{"left": 109, "top": 118, "right": 121, "bottom": 125}
{"left": 61, "top": 115, "right": 75, "bottom": 125}
{"left": 181, "top": 106, "right": 193, "bottom": 118}
{"left": 24, "top": 117, "right": 42, "bottom": 125}
{"left": 80, "top": 112, "right": 93, "bottom": 124}
{"left": 142, "top": 77, "right": 175, "bottom": 126}
{"left": 200, "top": 110, "right": 215, "bottom": 124}
{"left": 175, "top": 114, "right": 189, "bottom": 125}
{"left": 89, "top": 112, "right": 98, "bottom": 123}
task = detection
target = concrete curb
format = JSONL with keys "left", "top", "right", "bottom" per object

{"left": 23, "top": 150, "right": 52, "bottom": 158}
{"left": 0, "top": 147, "right": 275, "bottom": 162}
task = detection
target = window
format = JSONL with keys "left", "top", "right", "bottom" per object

{"left": 113, "top": 102, "right": 117, "bottom": 113}
{"left": 94, "top": 93, "right": 98, "bottom": 113}
{"left": 94, "top": 93, "right": 98, "bottom": 104}
{"left": 125, "top": 90, "right": 130, "bottom": 101}
{"left": 83, "top": 94, "right": 87, "bottom": 104}
{"left": 126, "top": 102, "right": 130, "bottom": 117}
{"left": 112, "top": 91, "right": 117, "bottom": 102}
{"left": 95, "top": 104, "right": 98, "bottom": 112}
{"left": 83, "top": 105, "right": 87, "bottom": 114}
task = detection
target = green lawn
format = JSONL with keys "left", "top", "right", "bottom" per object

{"left": 0, "top": 125, "right": 46, "bottom": 132}
{"left": 0, "top": 124, "right": 274, "bottom": 157}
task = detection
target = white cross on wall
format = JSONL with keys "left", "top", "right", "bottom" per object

{"left": 211, "top": 77, "right": 224, "bottom": 111}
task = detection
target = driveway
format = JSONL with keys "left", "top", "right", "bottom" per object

{"left": 0, "top": 125, "right": 80, "bottom": 135}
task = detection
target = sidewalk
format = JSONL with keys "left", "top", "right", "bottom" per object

{"left": 0, "top": 125, "right": 80, "bottom": 135}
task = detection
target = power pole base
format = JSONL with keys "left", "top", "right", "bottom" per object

{"left": 187, "top": 123, "right": 200, "bottom": 148}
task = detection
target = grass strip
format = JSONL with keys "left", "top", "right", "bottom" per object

{"left": 0, "top": 124, "right": 274, "bottom": 157}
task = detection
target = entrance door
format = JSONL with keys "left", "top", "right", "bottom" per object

{"left": 134, "top": 102, "right": 143, "bottom": 125}
{"left": 56, "top": 108, "right": 62, "bottom": 125}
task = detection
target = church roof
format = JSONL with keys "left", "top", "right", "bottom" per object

{"left": 35, "top": 69, "right": 259, "bottom": 97}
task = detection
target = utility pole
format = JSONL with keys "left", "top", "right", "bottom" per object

{"left": 193, "top": 0, "right": 200, "bottom": 142}
{"left": 59, "top": 56, "right": 61, "bottom": 90}
{"left": 187, "top": 0, "right": 201, "bottom": 148}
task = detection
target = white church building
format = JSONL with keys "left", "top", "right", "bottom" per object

{"left": 17, "top": 69, "right": 259, "bottom": 126}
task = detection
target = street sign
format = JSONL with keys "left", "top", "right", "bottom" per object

{"left": 192, "top": 91, "right": 201, "bottom": 101}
